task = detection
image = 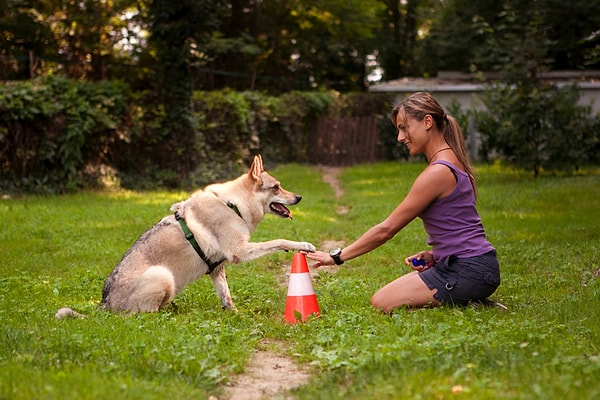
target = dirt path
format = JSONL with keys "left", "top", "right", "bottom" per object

{"left": 217, "top": 167, "right": 346, "bottom": 400}
{"left": 320, "top": 166, "right": 344, "bottom": 198}
{"left": 320, "top": 166, "right": 349, "bottom": 215}
{"left": 219, "top": 341, "right": 311, "bottom": 400}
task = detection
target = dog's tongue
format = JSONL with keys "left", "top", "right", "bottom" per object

{"left": 271, "top": 203, "right": 293, "bottom": 219}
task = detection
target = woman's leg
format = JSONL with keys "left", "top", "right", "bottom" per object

{"left": 370, "top": 271, "right": 440, "bottom": 313}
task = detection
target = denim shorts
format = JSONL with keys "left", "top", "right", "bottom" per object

{"left": 419, "top": 250, "right": 500, "bottom": 305}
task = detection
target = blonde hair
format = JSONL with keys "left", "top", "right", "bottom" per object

{"left": 391, "top": 92, "right": 476, "bottom": 193}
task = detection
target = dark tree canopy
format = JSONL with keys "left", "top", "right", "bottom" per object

{"left": 1, "top": 0, "right": 598, "bottom": 88}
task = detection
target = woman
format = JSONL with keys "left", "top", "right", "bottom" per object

{"left": 305, "top": 92, "right": 500, "bottom": 312}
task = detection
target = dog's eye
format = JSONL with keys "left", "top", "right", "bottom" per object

{"left": 271, "top": 184, "right": 280, "bottom": 192}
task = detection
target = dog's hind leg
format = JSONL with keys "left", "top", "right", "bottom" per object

{"left": 127, "top": 266, "right": 176, "bottom": 313}
{"left": 209, "top": 265, "right": 237, "bottom": 311}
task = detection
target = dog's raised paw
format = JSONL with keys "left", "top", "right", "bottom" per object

{"left": 300, "top": 243, "right": 316, "bottom": 252}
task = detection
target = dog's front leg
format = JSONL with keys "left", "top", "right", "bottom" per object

{"left": 209, "top": 265, "right": 237, "bottom": 311}
{"left": 234, "top": 240, "right": 316, "bottom": 263}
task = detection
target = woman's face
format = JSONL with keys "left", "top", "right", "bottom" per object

{"left": 395, "top": 112, "right": 428, "bottom": 155}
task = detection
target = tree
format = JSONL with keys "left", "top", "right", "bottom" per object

{"left": 472, "top": 2, "right": 599, "bottom": 176}
{"left": 376, "top": 0, "right": 423, "bottom": 80}
{"left": 542, "top": 0, "right": 600, "bottom": 70}
{"left": 199, "top": 0, "right": 385, "bottom": 92}
{"left": 142, "top": 0, "right": 221, "bottom": 183}
{"left": 417, "top": 1, "right": 504, "bottom": 75}
{"left": 0, "top": 0, "right": 144, "bottom": 81}
{"left": 478, "top": 83, "right": 598, "bottom": 176}
{"left": 419, "top": 0, "right": 600, "bottom": 76}
{"left": 292, "top": 0, "right": 385, "bottom": 91}
{"left": 0, "top": 0, "right": 56, "bottom": 80}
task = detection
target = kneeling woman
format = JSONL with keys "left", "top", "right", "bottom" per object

{"left": 305, "top": 92, "right": 500, "bottom": 312}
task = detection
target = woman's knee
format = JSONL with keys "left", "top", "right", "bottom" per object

{"left": 370, "top": 292, "right": 382, "bottom": 309}
{"left": 370, "top": 292, "right": 394, "bottom": 313}
{"left": 371, "top": 286, "right": 439, "bottom": 312}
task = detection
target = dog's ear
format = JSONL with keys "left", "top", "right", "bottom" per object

{"left": 248, "top": 154, "right": 264, "bottom": 181}
{"left": 169, "top": 201, "right": 185, "bottom": 214}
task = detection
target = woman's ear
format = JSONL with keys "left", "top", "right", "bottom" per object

{"left": 423, "top": 114, "right": 434, "bottom": 130}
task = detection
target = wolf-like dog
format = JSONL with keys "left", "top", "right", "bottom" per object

{"left": 100, "top": 155, "right": 315, "bottom": 313}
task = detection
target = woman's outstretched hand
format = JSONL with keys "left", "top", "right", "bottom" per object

{"left": 303, "top": 250, "right": 335, "bottom": 268}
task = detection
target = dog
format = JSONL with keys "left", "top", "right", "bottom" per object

{"left": 98, "top": 154, "right": 315, "bottom": 313}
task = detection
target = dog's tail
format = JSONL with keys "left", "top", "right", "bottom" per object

{"left": 55, "top": 307, "right": 85, "bottom": 319}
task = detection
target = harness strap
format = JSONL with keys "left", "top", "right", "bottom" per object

{"left": 174, "top": 211, "right": 224, "bottom": 274}
{"left": 227, "top": 202, "right": 242, "bottom": 219}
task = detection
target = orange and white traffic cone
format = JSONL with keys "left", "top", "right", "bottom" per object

{"left": 284, "top": 253, "right": 320, "bottom": 324}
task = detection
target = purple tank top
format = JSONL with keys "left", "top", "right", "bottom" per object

{"left": 419, "top": 160, "right": 494, "bottom": 260}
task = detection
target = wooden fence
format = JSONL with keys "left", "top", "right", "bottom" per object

{"left": 308, "top": 116, "right": 379, "bottom": 166}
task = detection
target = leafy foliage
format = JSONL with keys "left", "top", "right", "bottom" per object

{"left": 420, "top": 0, "right": 600, "bottom": 76}
{"left": 0, "top": 76, "right": 131, "bottom": 192}
{"left": 141, "top": 0, "right": 223, "bottom": 185}
{"left": 0, "top": 0, "right": 143, "bottom": 81}
{"left": 477, "top": 83, "right": 600, "bottom": 176}
{"left": 0, "top": 77, "right": 361, "bottom": 192}
{"left": 2, "top": 1, "right": 599, "bottom": 89}
{"left": 2, "top": 75, "right": 599, "bottom": 192}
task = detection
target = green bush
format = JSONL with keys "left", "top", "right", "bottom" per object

{"left": 0, "top": 80, "right": 348, "bottom": 192}
{"left": 257, "top": 91, "right": 336, "bottom": 164}
{"left": 477, "top": 83, "right": 600, "bottom": 176}
{"left": 7, "top": 76, "right": 598, "bottom": 193}
{"left": 0, "top": 76, "right": 131, "bottom": 192}
{"left": 113, "top": 90, "right": 338, "bottom": 189}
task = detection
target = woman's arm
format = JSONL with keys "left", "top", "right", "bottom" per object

{"left": 306, "top": 164, "right": 455, "bottom": 266}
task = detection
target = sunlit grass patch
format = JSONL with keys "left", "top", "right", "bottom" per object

{"left": 1, "top": 162, "right": 599, "bottom": 399}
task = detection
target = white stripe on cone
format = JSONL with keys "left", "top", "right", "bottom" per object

{"left": 287, "top": 273, "right": 315, "bottom": 296}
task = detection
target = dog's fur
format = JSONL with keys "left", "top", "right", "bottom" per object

{"left": 100, "top": 155, "right": 315, "bottom": 313}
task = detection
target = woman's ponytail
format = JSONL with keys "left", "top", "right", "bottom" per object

{"left": 444, "top": 115, "right": 477, "bottom": 196}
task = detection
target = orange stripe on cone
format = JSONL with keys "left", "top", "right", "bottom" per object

{"left": 284, "top": 253, "right": 320, "bottom": 324}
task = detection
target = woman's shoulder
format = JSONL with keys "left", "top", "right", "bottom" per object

{"left": 414, "top": 161, "right": 459, "bottom": 194}
{"left": 429, "top": 159, "right": 467, "bottom": 175}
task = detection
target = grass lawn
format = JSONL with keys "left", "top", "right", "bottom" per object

{"left": 1, "top": 161, "right": 599, "bottom": 399}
